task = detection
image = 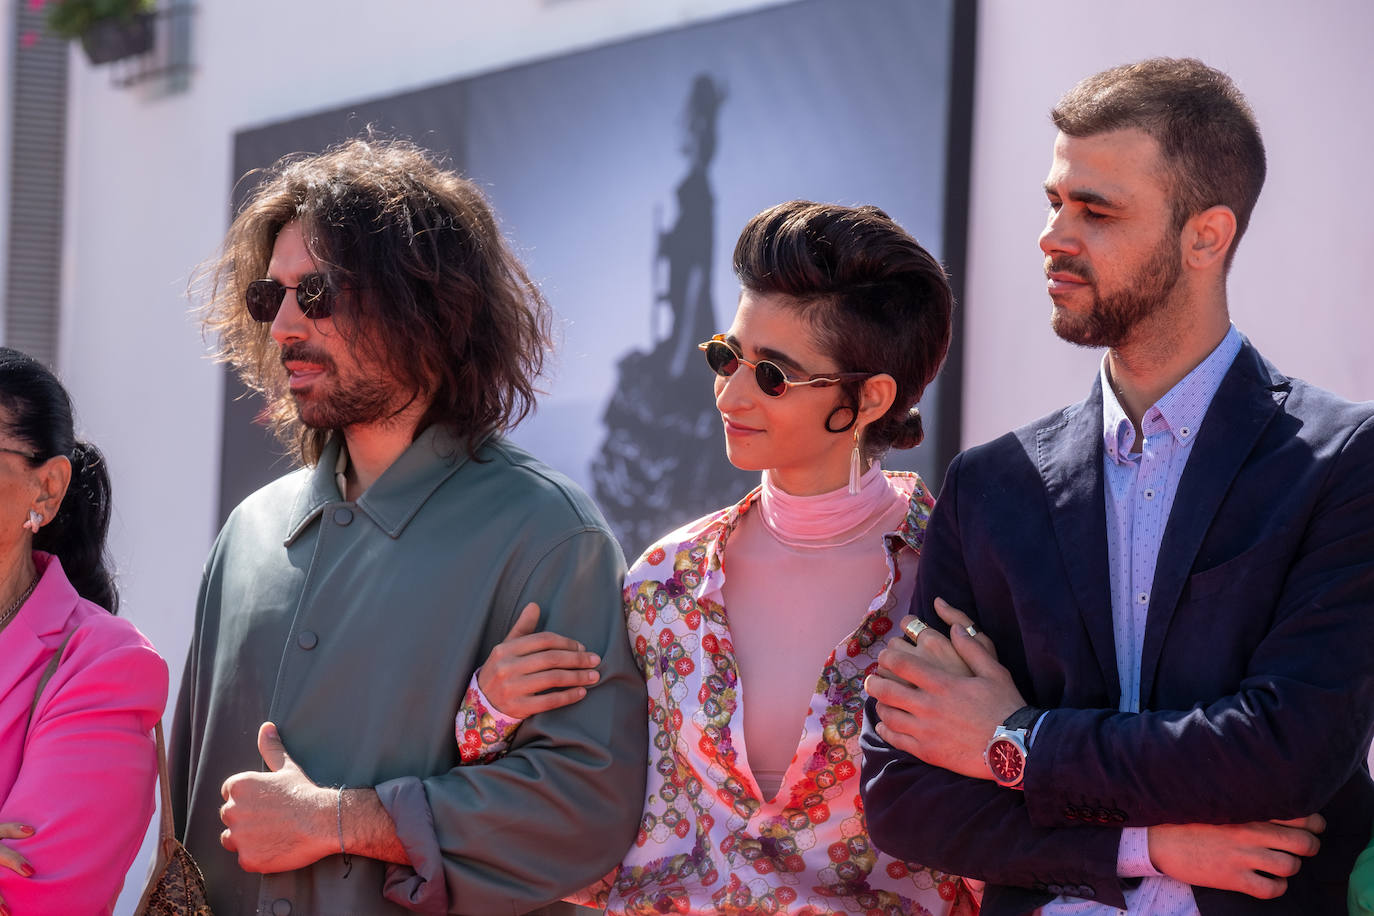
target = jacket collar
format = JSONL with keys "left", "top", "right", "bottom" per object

{"left": 1037, "top": 381, "right": 1119, "bottom": 701}
{"left": 1138, "top": 338, "right": 1288, "bottom": 699}
{"left": 283, "top": 425, "right": 474, "bottom": 545}
{"left": 11, "top": 551, "right": 82, "bottom": 640}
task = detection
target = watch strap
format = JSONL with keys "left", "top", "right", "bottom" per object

{"left": 1003, "top": 705, "right": 1044, "bottom": 732}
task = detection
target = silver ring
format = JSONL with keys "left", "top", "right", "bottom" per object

{"left": 965, "top": 624, "right": 979, "bottom": 638}
{"left": 903, "top": 618, "right": 930, "bottom": 646}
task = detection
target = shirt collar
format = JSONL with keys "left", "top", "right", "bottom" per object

{"left": 284, "top": 425, "right": 474, "bottom": 544}
{"left": 1100, "top": 323, "right": 1243, "bottom": 464}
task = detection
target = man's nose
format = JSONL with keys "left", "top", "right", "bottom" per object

{"left": 269, "top": 289, "right": 307, "bottom": 345}
{"left": 1039, "top": 210, "right": 1077, "bottom": 257}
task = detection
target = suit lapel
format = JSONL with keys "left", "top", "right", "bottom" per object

{"left": 1138, "top": 342, "right": 1288, "bottom": 702}
{"left": 1037, "top": 378, "right": 1119, "bottom": 703}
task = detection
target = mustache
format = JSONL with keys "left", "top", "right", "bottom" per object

{"left": 1046, "top": 256, "right": 1095, "bottom": 283}
{"left": 280, "top": 342, "right": 336, "bottom": 371}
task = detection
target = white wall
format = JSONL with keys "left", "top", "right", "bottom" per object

{"left": 55, "top": 1, "right": 1374, "bottom": 910}
{"left": 962, "top": 0, "right": 1374, "bottom": 446}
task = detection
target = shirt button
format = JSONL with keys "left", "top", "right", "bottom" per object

{"left": 1143, "top": 488, "right": 1155, "bottom": 500}
{"left": 1180, "top": 426, "right": 1191, "bottom": 438}
{"left": 333, "top": 507, "right": 354, "bottom": 526}
{"left": 271, "top": 900, "right": 292, "bottom": 916}
{"left": 297, "top": 631, "right": 319, "bottom": 650}
{"left": 1137, "top": 592, "right": 1148, "bottom": 605}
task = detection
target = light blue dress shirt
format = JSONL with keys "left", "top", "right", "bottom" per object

{"left": 1040, "top": 325, "right": 1243, "bottom": 915}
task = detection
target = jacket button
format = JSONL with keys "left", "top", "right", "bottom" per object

{"left": 1063, "top": 806, "right": 1078, "bottom": 820}
{"left": 1077, "top": 806, "right": 1094, "bottom": 820}
{"left": 1094, "top": 808, "right": 1112, "bottom": 823}
{"left": 271, "top": 900, "right": 292, "bottom": 916}
{"left": 1047, "top": 884, "right": 1064, "bottom": 895}
{"left": 1079, "top": 885, "right": 1096, "bottom": 899}
{"left": 1111, "top": 810, "right": 1126, "bottom": 823}
{"left": 333, "top": 507, "right": 353, "bottom": 526}
{"left": 297, "top": 631, "right": 319, "bottom": 650}
{"left": 1032, "top": 883, "right": 1047, "bottom": 893}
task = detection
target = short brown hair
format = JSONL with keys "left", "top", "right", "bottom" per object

{"left": 1052, "top": 57, "right": 1266, "bottom": 266}
{"left": 201, "top": 137, "right": 551, "bottom": 465}
{"left": 733, "top": 201, "right": 953, "bottom": 458}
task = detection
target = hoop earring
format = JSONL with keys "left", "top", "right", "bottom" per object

{"left": 23, "top": 510, "right": 41, "bottom": 534}
{"left": 824, "top": 405, "right": 857, "bottom": 434}
{"left": 848, "top": 427, "right": 864, "bottom": 495}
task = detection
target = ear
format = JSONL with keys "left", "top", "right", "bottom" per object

{"left": 856, "top": 373, "right": 897, "bottom": 428}
{"left": 1183, "top": 205, "right": 1237, "bottom": 271}
{"left": 32, "top": 455, "right": 71, "bottom": 527}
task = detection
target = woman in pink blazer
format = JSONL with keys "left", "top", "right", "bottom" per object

{"left": 0, "top": 348, "right": 167, "bottom": 915}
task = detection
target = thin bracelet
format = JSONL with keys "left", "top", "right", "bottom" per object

{"left": 337, "top": 785, "right": 353, "bottom": 878}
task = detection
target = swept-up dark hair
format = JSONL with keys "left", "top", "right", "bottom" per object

{"left": 1052, "top": 57, "right": 1266, "bottom": 268}
{"left": 733, "top": 201, "right": 953, "bottom": 459}
{"left": 200, "top": 137, "right": 552, "bottom": 465}
{"left": 0, "top": 348, "right": 116, "bottom": 613}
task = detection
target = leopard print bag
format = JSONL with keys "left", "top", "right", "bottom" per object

{"left": 134, "top": 722, "right": 214, "bottom": 916}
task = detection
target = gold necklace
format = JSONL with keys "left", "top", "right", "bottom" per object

{"left": 0, "top": 573, "right": 40, "bottom": 631}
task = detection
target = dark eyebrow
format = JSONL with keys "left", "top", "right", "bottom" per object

{"left": 723, "top": 334, "right": 808, "bottom": 375}
{"left": 1043, "top": 183, "right": 1125, "bottom": 210}
{"left": 755, "top": 346, "right": 807, "bottom": 375}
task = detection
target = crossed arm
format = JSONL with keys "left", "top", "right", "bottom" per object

{"left": 864, "top": 603, "right": 1324, "bottom": 903}
{"left": 218, "top": 601, "right": 605, "bottom": 871}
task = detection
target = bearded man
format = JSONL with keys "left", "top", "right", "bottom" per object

{"left": 862, "top": 58, "right": 1374, "bottom": 914}
{"left": 170, "top": 138, "right": 646, "bottom": 916}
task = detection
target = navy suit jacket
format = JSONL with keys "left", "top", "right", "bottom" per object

{"left": 861, "top": 340, "right": 1374, "bottom": 914}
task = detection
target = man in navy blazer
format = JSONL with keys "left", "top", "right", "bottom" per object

{"left": 861, "top": 58, "right": 1374, "bottom": 914}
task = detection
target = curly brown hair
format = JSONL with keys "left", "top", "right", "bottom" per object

{"left": 200, "top": 137, "right": 552, "bottom": 465}
{"left": 732, "top": 200, "right": 953, "bottom": 460}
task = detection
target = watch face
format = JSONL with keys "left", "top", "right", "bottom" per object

{"left": 988, "top": 737, "right": 1025, "bottom": 785}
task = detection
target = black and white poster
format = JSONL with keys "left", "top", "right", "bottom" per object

{"left": 222, "top": 0, "right": 971, "bottom": 558}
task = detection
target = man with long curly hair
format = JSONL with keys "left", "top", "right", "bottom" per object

{"left": 170, "top": 138, "right": 646, "bottom": 916}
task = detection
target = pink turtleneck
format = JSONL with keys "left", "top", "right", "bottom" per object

{"left": 721, "top": 463, "right": 914, "bottom": 800}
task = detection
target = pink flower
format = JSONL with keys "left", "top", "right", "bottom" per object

{"left": 27, "top": 0, "right": 47, "bottom": 11}
{"left": 20, "top": 30, "right": 38, "bottom": 48}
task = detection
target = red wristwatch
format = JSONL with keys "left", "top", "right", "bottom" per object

{"left": 985, "top": 706, "right": 1044, "bottom": 789}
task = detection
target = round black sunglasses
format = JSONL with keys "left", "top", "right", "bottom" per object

{"left": 244, "top": 273, "right": 337, "bottom": 322}
{"left": 697, "top": 335, "right": 871, "bottom": 397}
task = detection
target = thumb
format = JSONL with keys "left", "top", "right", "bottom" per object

{"left": 257, "top": 721, "right": 292, "bottom": 772}
{"left": 504, "top": 602, "right": 541, "bottom": 642}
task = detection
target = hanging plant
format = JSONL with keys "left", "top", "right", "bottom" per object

{"left": 33, "top": 0, "right": 157, "bottom": 64}
{"left": 40, "top": 0, "right": 155, "bottom": 40}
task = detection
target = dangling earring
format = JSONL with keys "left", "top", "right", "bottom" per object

{"left": 848, "top": 426, "right": 863, "bottom": 496}
{"left": 23, "top": 510, "right": 41, "bottom": 533}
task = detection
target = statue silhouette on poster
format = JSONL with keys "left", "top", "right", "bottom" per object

{"left": 591, "top": 74, "right": 753, "bottom": 557}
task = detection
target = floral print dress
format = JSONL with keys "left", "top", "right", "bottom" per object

{"left": 458, "top": 472, "right": 974, "bottom": 915}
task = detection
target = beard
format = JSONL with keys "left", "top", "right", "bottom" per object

{"left": 280, "top": 342, "right": 405, "bottom": 430}
{"left": 1049, "top": 230, "right": 1182, "bottom": 349}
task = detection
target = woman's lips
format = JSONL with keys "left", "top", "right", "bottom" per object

{"left": 722, "top": 417, "right": 762, "bottom": 436}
